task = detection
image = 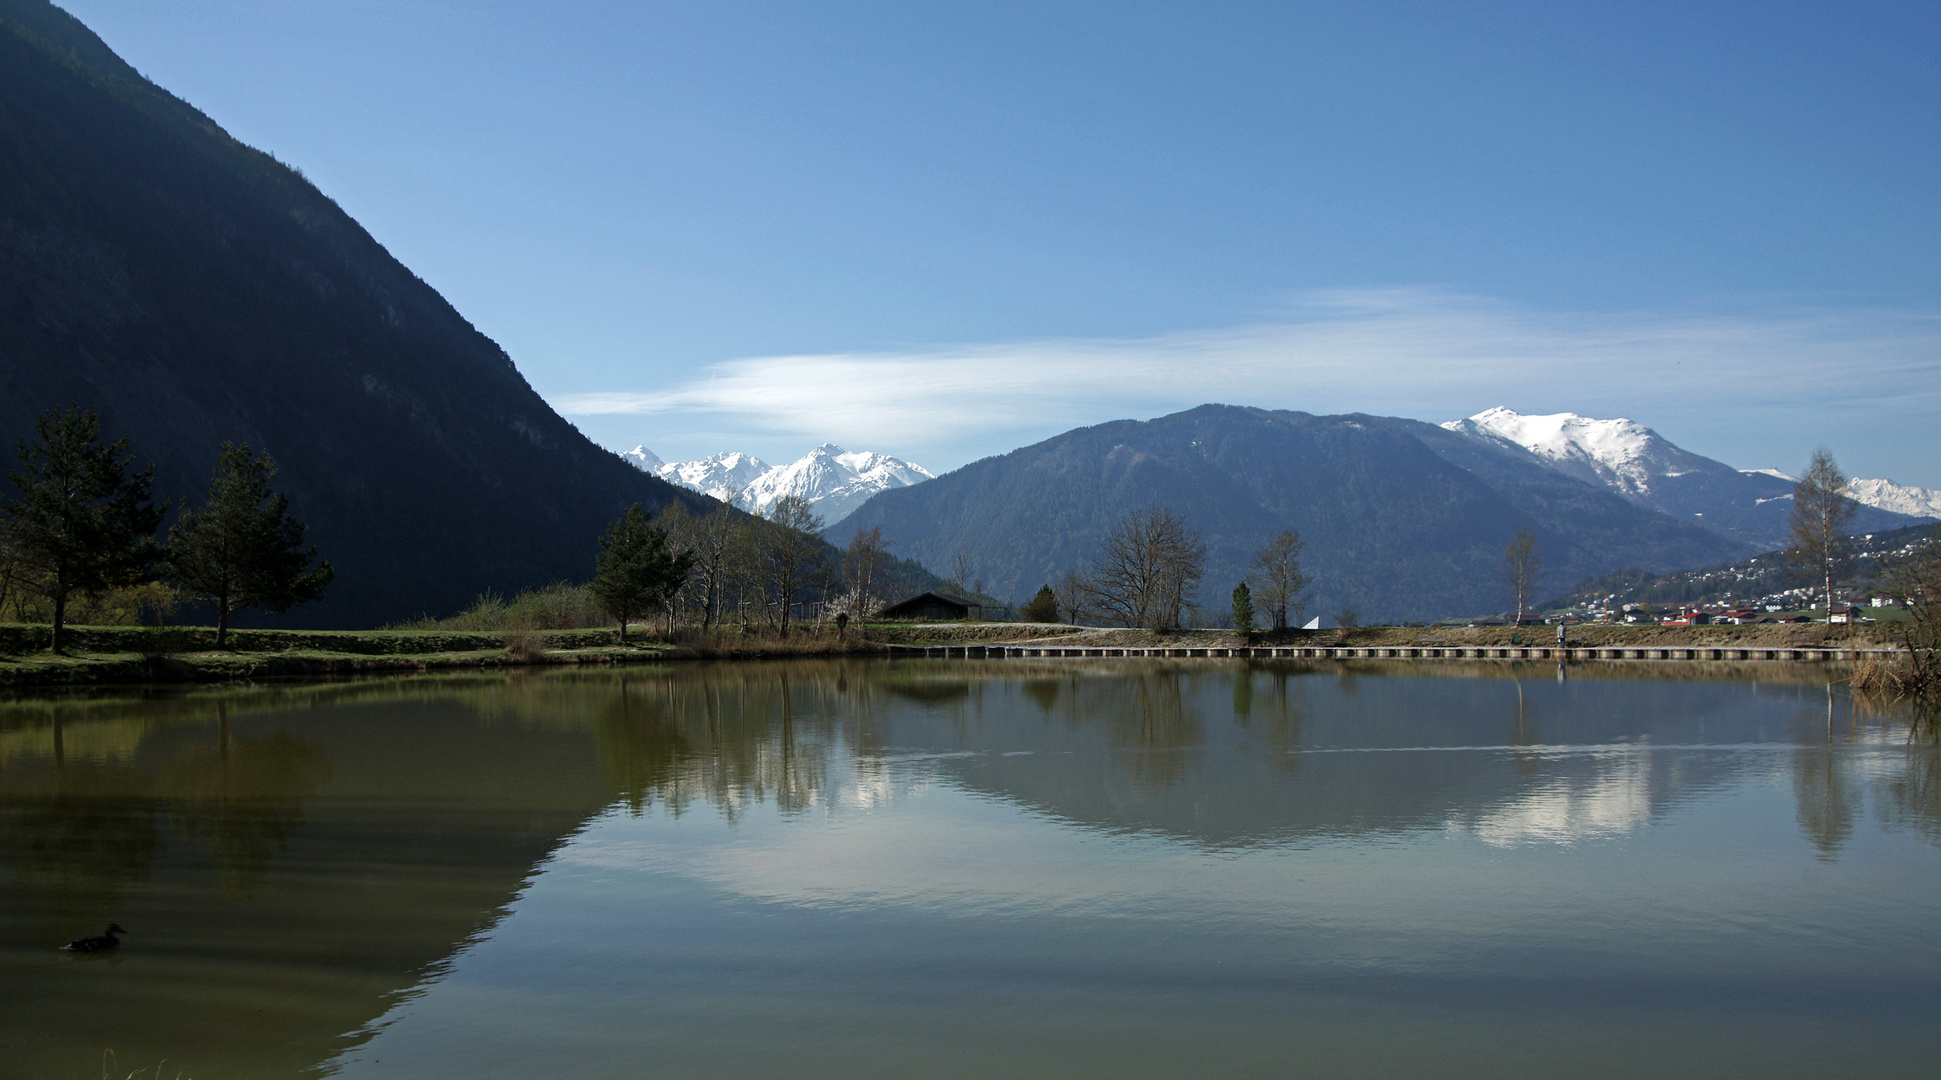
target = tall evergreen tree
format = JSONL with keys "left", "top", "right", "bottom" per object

{"left": 167, "top": 444, "right": 333, "bottom": 647}
{"left": 1020, "top": 584, "right": 1060, "bottom": 623}
{"left": 593, "top": 504, "right": 692, "bottom": 641}
{"left": 5, "top": 407, "right": 165, "bottom": 652}
{"left": 1232, "top": 582, "right": 1255, "bottom": 636}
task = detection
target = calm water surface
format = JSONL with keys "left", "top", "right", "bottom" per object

{"left": 3, "top": 660, "right": 1938, "bottom": 1079}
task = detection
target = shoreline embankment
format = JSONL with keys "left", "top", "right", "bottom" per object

{"left": 0, "top": 621, "right": 1912, "bottom": 690}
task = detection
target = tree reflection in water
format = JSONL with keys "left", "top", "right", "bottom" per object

{"left": 0, "top": 701, "right": 329, "bottom": 940}
{"left": 1230, "top": 666, "right": 1307, "bottom": 777}
{"left": 3, "top": 662, "right": 1939, "bottom": 918}
{"left": 592, "top": 667, "right": 841, "bottom": 821}
{"left": 164, "top": 704, "right": 331, "bottom": 892}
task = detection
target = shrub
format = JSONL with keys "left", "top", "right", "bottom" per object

{"left": 424, "top": 582, "right": 610, "bottom": 631}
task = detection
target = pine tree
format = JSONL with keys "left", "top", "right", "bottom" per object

{"left": 5, "top": 407, "right": 165, "bottom": 652}
{"left": 1232, "top": 582, "right": 1254, "bottom": 636}
{"left": 592, "top": 504, "right": 693, "bottom": 641}
{"left": 1021, "top": 584, "right": 1059, "bottom": 623}
{"left": 167, "top": 444, "right": 333, "bottom": 647}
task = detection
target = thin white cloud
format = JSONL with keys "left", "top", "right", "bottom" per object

{"left": 553, "top": 289, "right": 1941, "bottom": 475}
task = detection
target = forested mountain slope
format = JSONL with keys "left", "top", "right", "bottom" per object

{"left": 0, "top": 0, "right": 700, "bottom": 626}
{"left": 832, "top": 405, "right": 1752, "bottom": 623}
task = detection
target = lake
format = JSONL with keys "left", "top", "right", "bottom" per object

{"left": 3, "top": 660, "right": 1938, "bottom": 1079}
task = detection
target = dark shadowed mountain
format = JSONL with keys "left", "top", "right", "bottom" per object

{"left": 0, "top": 0, "right": 703, "bottom": 626}
{"left": 830, "top": 405, "right": 1753, "bottom": 623}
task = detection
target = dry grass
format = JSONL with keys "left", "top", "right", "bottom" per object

{"left": 390, "top": 582, "right": 608, "bottom": 631}
{"left": 100, "top": 1050, "right": 189, "bottom": 1080}
{"left": 503, "top": 630, "right": 548, "bottom": 663}
{"left": 665, "top": 623, "right": 883, "bottom": 658}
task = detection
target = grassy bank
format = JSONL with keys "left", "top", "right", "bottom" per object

{"left": 0, "top": 618, "right": 1907, "bottom": 690}
{"left": 0, "top": 623, "right": 897, "bottom": 688}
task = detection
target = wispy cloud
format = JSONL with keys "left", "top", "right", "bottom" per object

{"left": 553, "top": 289, "right": 1941, "bottom": 475}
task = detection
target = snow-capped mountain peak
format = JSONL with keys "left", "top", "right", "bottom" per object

{"left": 1738, "top": 471, "right": 1939, "bottom": 520}
{"left": 1844, "top": 477, "right": 1941, "bottom": 521}
{"left": 1440, "top": 407, "right": 1936, "bottom": 547}
{"left": 654, "top": 451, "right": 772, "bottom": 504}
{"left": 625, "top": 443, "right": 934, "bottom": 525}
{"left": 621, "top": 445, "right": 664, "bottom": 472}
{"left": 1441, "top": 406, "right": 1713, "bottom": 498}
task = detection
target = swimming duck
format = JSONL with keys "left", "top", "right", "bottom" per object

{"left": 61, "top": 924, "right": 127, "bottom": 952}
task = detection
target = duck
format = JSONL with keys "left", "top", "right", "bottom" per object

{"left": 60, "top": 924, "right": 127, "bottom": 952}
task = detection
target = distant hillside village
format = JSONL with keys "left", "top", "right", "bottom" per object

{"left": 1539, "top": 522, "right": 1940, "bottom": 628}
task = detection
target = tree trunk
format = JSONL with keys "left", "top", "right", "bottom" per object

{"left": 51, "top": 585, "right": 67, "bottom": 654}
{"left": 217, "top": 604, "right": 229, "bottom": 649}
{"left": 1825, "top": 562, "right": 1834, "bottom": 626}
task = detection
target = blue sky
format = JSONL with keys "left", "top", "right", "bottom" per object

{"left": 59, "top": 0, "right": 1941, "bottom": 484}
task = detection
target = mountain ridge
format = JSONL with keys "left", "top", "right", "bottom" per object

{"left": 831, "top": 404, "right": 1752, "bottom": 622}
{"left": 628, "top": 443, "right": 933, "bottom": 524}
{"left": 1440, "top": 407, "right": 1927, "bottom": 547}
{"left": 0, "top": 0, "right": 702, "bottom": 626}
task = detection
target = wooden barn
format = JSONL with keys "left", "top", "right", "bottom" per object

{"left": 877, "top": 591, "right": 982, "bottom": 621}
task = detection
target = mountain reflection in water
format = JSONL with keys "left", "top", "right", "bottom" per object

{"left": 0, "top": 661, "right": 1934, "bottom": 1080}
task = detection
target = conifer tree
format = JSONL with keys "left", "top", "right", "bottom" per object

{"left": 5, "top": 407, "right": 165, "bottom": 652}
{"left": 167, "top": 443, "right": 332, "bottom": 647}
{"left": 593, "top": 504, "right": 692, "bottom": 641}
{"left": 1021, "top": 584, "right": 1059, "bottom": 623}
{"left": 1232, "top": 582, "right": 1255, "bottom": 636}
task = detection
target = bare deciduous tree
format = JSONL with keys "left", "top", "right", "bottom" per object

{"left": 951, "top": 548, "right": 974, "bottom": 592}
{"left": 1790, "top": 448, "right": 1858, "bottom": 624}
{"left": 1501, "top": 525, "right": 1545, "bottom": 620}
{"left": 1248, "top": 529, "right": 1311, "bottom": 631}
{"left": 1884, "top": 542, "right": 1941, "bottom": 697}
{"left": 660, "top": 498, "right": 744, "bottom": 630}
{"left": 1052, "top": 568, "right": 1093, "bottom": 625}
{"left": 842, "top": 526, "right": 890, "bottom": 617}
{"left": 1084, "top": 507, "right": 1205, "bottom": 630}
{"left": 757, "top": 494, "right": 826, "bottom": 635}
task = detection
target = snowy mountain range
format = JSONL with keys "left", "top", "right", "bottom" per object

{"left": 622, "top": 443, "right": 934, "bottom": 525}
{"left": 1830, "top": 477, "right": 1941, "bottom": 520}
{"left": 1441, "top": 407, "right": 1721, "bottom": 500}
{"left": 1733, "top": 470, "right": 1941, "bottom": 520}
{"left": 1441, "top": 408, "right": 1939, "bottom": 545}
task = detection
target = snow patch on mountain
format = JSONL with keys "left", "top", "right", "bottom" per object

{"left": 624, "top": 443, "right": 933, "bottom": 524}
{"left": 1441, "top": 406, "right": 1709, "bottom": 498}
{"left": 1845, "top": 478, "right": 1941, "bottom": 520}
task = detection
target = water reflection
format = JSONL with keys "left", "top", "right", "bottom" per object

{"left": 164, "top": 707, "right": 331, "bottom": 892}
{"left": 0, "top": 662, "right": 1935, "bottom": 1080}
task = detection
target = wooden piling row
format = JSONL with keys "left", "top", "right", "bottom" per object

{"left": 883, "top": 643, "right": 1895, "bottom": 663}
